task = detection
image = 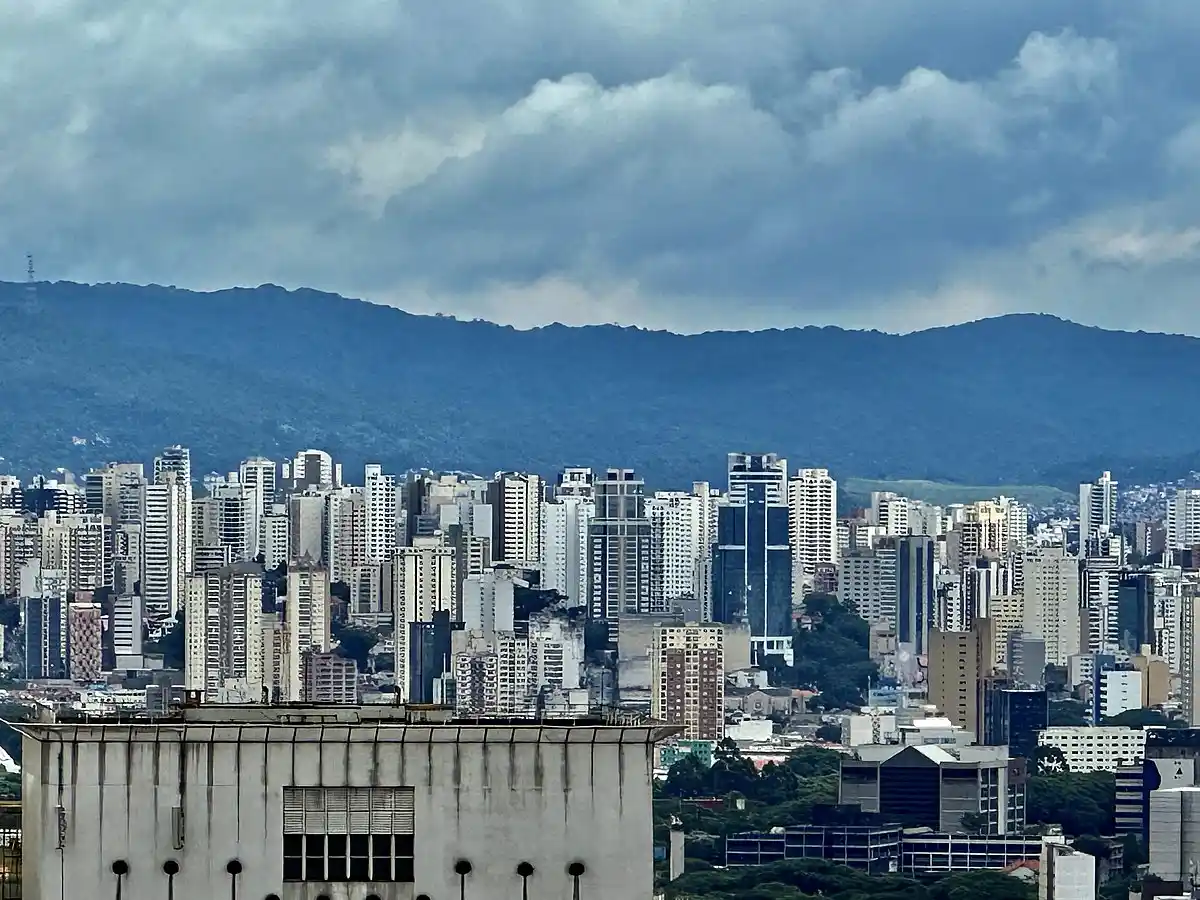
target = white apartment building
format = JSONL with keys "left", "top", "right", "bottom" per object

{"left": 463, "top": 568, "right": 519, "bottom": 636}
{"left": 238, "top": 456, "right": 276, "bottom": 515}
{"left": 870, "top": 492, "right": 910, "bottom": 536}
{"left": 1022, "top": 546, "right": 1081, "bottom": 666}
{"left": 36, "top": 512, "right": 113, "bottom": 591}
{"left": 143, "top": 471, "right": 191, "bottom": 618}
{"left": 1037, "top": 727, "right": 1147, "bottom": 773}
{"left": 788, "top": 468, "right": 838, "bottom": 596}
{"left": 646, "top": 491, "right": 706, "bottom": 610}
{"left": 259, "top": 507, "right": 289, "bottom": 570}
{"left": 364, "top": 464, "right": 398, "bottom": 564}
{"left": 1079, "top": 471, "right": 1118, "bottom": 555}
{"left": 391, "top": 537, "right": 457, "bottom": 700}
{"left": 184, "top": 566, "right": 264, "bottom": 702}
{"left": 838, "top": 546, "right": 897, "bottom": 625}
{"left": 1167, "top": 489, "right": 1200, "bottom": 550}
{"left": 286, "top": 448, "right": 337, "bottom": 489}
{"left": 454, "top": 631, "right": 535, "bottom": 716}
{"left": 286, "top": 565, "right": 332, "bottom": 701}
{"left": 489, "top": 472, "right": 543, "bottom": 566}
{"left": 1099, "top": 670, "right": 1143, "bottom": 720}
{"left": 540, "top": 495, "right": 594, "bottom": 607}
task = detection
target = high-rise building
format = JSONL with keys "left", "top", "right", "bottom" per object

{"left": 238, "top": 456, "right": 277, "bottom": 516}
{"left": 1180, "top": 583, "right": 1200, "bottom": 725}
{"left": 111, "top": 593, "right": 144, "bottom": 662}
{"left": 363, "top": 464, "right": 398, "bottom": 565}
{"left": 540, "top": 495, "right": 593, "bottom": 607}
{"left": 286, "top": 449, "right": 337, "bottom": 491}
{"left": 651, "top": 624, "right": 724, "bottom": 740}
{"left": 712, "top": 454, "right": 792, "bottom": 665}
{"left": 897, "top": 535, "right": 936, "bottom": 656}
{"left": 20, "top": 560, "right": 68, "bottom": 680}
{"left": 838, "top": 545, "right": 898, "bottom": 625}
{"left": 408, "top": 610, "right": 462, "bottom": 704}
{"left": 555, "top": 468, "right": 594, "bottom": 498}
{"left": 488, "top": 472, "right": 543, "bottom": 567}
{"left": 324, "top": 487, "right": 366, "bottom": 582}
{"left": 184, "top": 564, "right": 265, "bottom": 702}
{"left": 143, "top": 470, "right": 190, "bottom": 618}
{"left": 788, "top": 468, "right": 838, "bottom": 594}
{"left": 1021, "top": 546, "right": 1082, "bottom": 666}
{"left": 1079, "top": 471, "right": 1118, "bottom": 556}
{"left": 928, "top": 618, "right": 994, "bottom": 739}
{"left": 288, "top": 492, "right": 326, "bottom": 564}
{"left": 1166, "top": 489, "right": 1200, "bottom": 550}
{"left": 646, "top": 491, "right": 706, "bottom": 611}
{"left": 588, "top": 468, "right": 653, "bottom": 621}
{"left": 389, "top": 537, "right": 456, "bottom": 700}
{"left": 286, "top": 564, "right": 332, "bottom": 701}
{"left": 68, "top": 601, "right": 103, "bottom": 683}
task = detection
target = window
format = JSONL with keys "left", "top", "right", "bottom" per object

{"left": 283, "top": 788, "right": 415, "bottom": 883}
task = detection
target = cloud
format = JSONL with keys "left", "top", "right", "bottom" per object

{"left": 1, "top": 2, "right": 1200, "bottom": 333}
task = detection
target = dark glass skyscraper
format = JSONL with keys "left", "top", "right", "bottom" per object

{"left": 712, "top": 453, "right": 792, "bottom": 665}
{"left": 897, "top": 535, "right": 935, "bottom": 656}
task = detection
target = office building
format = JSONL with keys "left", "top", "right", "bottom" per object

{"left": 588, "top": 468, "right": 653, "bottom": 622}
{"left": 928, "top": 619, "right": 993, "bottom": 739}
{"left": 839, "top": 743, "right": 1027, "bottom": 834}
{"left": 1037, "top": 727, "right": 1147, "bottom": 773}
{"left": 19, "top": 704, "right": 677, "bottom": 900}
{"left": 651, "top": 624, "right": 724, "bottom": 740}
{"left": 712, "top": 453, "right": 793, "bottom": 665}
{"left": 408, "top": 610, "right": 462, "bottom": 704}
{"left": 982, "top": 684, "right": 1047, "bottom": 759}
{"left": 897, "top": 535, "right": 936, "bottom": 656}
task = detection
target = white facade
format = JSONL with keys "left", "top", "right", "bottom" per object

{"left": 646, "top": 491, "right": 705, "bottom": 609}
{"left": 1040, "top": 836, "right": 1096, "bottom": 900}
{"left": 788, "top": 468, "right": 838, "bottom": 597}
{"left": 259, "top": 510, "right": 289, "bottom": 571}
{"left": 1099, "top": 669, "right": 1143, "bottom": 719}
{"left": 540, "top": 496, "right": 594, "bottom": 607}
{"left": 286, "top": 566, "right": 331, "bottom": 701}
{"left": 1148, "top": 787, "right": 1200, "bottom": 884}
{"left": 20, "top": 706, "right": 675, "bottom": 900}
{"left": 391, "top": 538, "right": 456, "bottom": 700}
{"left": 143, "top": 471, "right": 190, "bottom": 618}
{"left": 1167, "top": 489, "right": 1200, "bottom": 549}
{"left": 1036, "top": 726, "right": 1147, "bottom": 773}
{"left": 1079, "top": 471, "right": 1118, "bottom": 555}
{"left": 184, "top": 568, "right": 265, "bottom": 701}
{"left": 1182, "top": 583, "right": 1200, "bottom": 725}
{"left": 490, "top": 471, "right": 543, "bottom": 566}
{"left": 838, "top": 547, "right": 897, "bottom": 625}
{"left": 238, "top": 456, "right": 276, "bottom": 515}
{"left": 324, "top": 486, "right": 366, "bottom": 583}
{"left": 364, "top": 464, "right": 398, "bottom": 564}
{"left": 287, "top": 492, "right": 325, "bottom": 564}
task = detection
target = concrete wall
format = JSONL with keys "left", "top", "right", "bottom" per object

{"left": 23, "top": 723, "right": 670, "bottom": 900}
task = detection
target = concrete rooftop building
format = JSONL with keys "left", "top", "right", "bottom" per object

{"left": 18, "top": 703, "right": 678, "bottom": 900}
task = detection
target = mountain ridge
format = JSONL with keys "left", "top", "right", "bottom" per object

{"left": 1, "top": 279, "right": 1197, "bottom": 489}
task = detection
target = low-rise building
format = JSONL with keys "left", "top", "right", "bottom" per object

{"left": 1037, "top": 727, "right": 1147, "bottom": 773}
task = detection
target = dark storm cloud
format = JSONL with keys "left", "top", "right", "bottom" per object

{"left": 3, "top": 1, "right": 1200, "bottom": 332}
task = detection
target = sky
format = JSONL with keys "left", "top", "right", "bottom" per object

{"left": 4, "top": 1, "right": 1200, "bottom": 334}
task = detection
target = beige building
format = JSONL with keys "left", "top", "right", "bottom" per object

{"left": 928, "top": 618, "right": 994, "bottom": 740}
{"left": 651, "top": 624, "right": 725, "bottom": 740}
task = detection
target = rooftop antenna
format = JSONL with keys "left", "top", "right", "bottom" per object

{"left": 24, "top": 253, "right": 37, "bottom": 312}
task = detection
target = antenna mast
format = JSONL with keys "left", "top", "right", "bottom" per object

{"left": 24, "top": 254, "right": 37, "bottom": 312}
